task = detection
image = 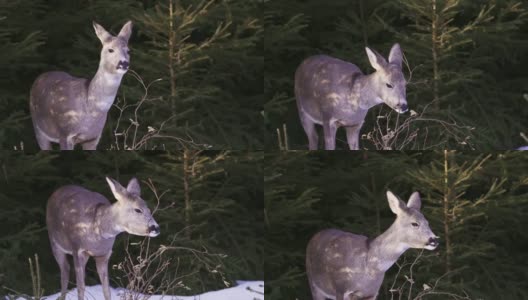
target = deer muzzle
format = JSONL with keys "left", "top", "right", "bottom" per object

{"left": 148, "top": 224, "right": 160, "bottom": 237}
{"left": 425, "top": 236, "right": 439, "bottom": 249}
{"left": 398, "top": 103, "right": 408, "bottom": 113}
{"left": 117, "top": 60, "right": 129, "bottom": 70}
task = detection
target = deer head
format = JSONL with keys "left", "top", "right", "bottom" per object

{"left": 386, "top": 190, "right": 439, "bottom": 250}
{"left": 93, "top": 21, "right": 132, "bottom": 75}
{"left": 365, "top": 44, "right": 408, "bottom": 114}
{"left": 105, "top": 177, "right": 160, "bottom": 237}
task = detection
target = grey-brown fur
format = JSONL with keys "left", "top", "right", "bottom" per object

{"left": 30, "top": 21, "right": 132, "bottom": 150}
{"left": 306, "top": 191, "right": 439, "bottom": 300}
{"left": 46, "top": 177, "right": 160, "bottom": 300}
{"left": 295, "top": 44, "right": 408, "bottom": 150}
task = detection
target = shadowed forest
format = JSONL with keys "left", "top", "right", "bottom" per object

{"left": 265, "top": 151, "right": 528, "bottom": 299}
{"left": 0, "top": 0, "right": 263, "bottom": 150}
{"left": 265, "top": 0, "right": 528, "bottom": 150}
{"left": 0, "top": 151, "right": 263, "bottom": 297}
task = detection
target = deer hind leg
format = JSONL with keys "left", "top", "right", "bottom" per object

{"left": 50, "top": 245, "right": 70, "bottom": 298}
{"left": 73, "top": 250, "right": 89, "bottom": 300}
{"left": 345, "top": 122, "right": 364, "bottom": 150}
{"left": 299, "top": 113, "right": 319, "bottom": 150}
{"left": 322, "top": 120, "right": 338, "bottom": 150}
{"left": 81, "top": 136, "right": 101, "bottom": 150}
{"left": 95, "top": 253, "right": 112, "bottom": 300}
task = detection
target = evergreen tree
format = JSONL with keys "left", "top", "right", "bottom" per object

{"left": 0, "top": 0, "right": 46, "bottom": 149}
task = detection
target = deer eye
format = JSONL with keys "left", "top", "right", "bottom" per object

{"left": 108, "top": 49, "right": 114, "bottom": 53}
{"left": 386, "top": 83, "right": 393, "bottom": 88}
{"left": 134, "top": 208, "right": 142, "bottom": 213}
{"left": 411, "top": 222, "right": 419, "bottom": 227}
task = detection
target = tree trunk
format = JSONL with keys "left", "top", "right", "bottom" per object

{"left": 431, "top": 0, "right": 440, "bottom": 110}
{"left": 443, "top": 150, "right": 452, "bottom": 278}
{"left": 183, "top": 149, "right": 192, "bottom": 237}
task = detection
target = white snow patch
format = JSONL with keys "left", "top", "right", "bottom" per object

{"left": 10, "top": 281, "right": 264, "bottom": 300}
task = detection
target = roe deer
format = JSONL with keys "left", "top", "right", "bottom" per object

{"left": 46, "top": 177, "right": 160, "bottom": 300}
{"left": 295, "top": 44, "right": 408, "bottom": 150}
{"left": 306, "top": 191, "right": 438, "bottom": 300}
{"left": 30, "top": 21, "right": 132, "bottom": 150}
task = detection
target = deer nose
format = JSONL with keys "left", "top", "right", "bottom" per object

{"left": 117, "top": 60, "right": 129, "bottom": 70}
{"left": 428, "top": 237, "right": 439, "bottom": 246}
{"left": 149, "top": 224, "right": 160, "bottom": 235}
{"left": 399, "top": 103, "right": 408, "bottom": 112}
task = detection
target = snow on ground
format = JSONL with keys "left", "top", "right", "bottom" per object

{"left": 12, "top": 281, "right": 264, "bottom": 300}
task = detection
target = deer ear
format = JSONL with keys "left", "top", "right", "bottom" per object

{"left": 388, "top": 43, "right": 403, "bottom": 68}
{"left": 407, "top": 192, "right": 421, "bottom": 210}
{"left": 106, "top": 177, "right": 127, "bottom": 201}
{"left": 93, "top": 21, "right": 112, "bottom": 44}
{"left": 118, "top": 20, "right": 133, "bottom": 42}
{"left": 366, "top": 47, "right": 387, "bottom": 71}
{"left": 126, "top": 177, "right": 141, "bottom": 196}
{"left": 386, "top": 190, "right": 407, "bottom": 215}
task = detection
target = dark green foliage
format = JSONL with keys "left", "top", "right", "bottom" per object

{"left": 264, "top": 151, "right": 528, "bottom": 299}
{"left": 0, "top": 0, "right": 262, "bottom": 150}
{"left": 0, "top": 151, "right": 262, "bottom": 296}
{"left": 265, "top": 0, "right": 528, "bottom": 150}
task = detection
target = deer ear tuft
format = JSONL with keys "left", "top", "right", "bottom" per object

{"left": 388, "top": 43, "right": 403, "bottom": 68}
{"left": 407, "top": 192, "right": 422, "bottom": 210}
{"left": 365, "top": 47, "right": 387, "bottom": 71}
{"left": 386, "top": 190, "right": 407, "bottom": 215}
{"left": 93, "top": 21, "right": 112, "bottom": 44}
{"left": 106, "top": 177, "right": 126, "bottom": 201}
{"left": 118, "top": 20, "right": 133, "bottom": 42}
{"left": 126, "top": 177, "right": 141, "bottom": 196}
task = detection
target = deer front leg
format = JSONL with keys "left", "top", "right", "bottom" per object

{"left": 345, "top": 122, "right": 363, "bottom": 150}
{"left": 322, "top": 120, "right": 338, "bottom": 150}
{"left": 50, "top": 245, "right": 70, "bottom": 298}
{"left": 299, "top": 113, "right": 319, "bottom": 150}
{"left": 73, "top": 250, "right": 89, "bottom": 300}
{"left": 95, "top": 252, "right": 112, "bottom": 300}
{"left": 59, "top": 136, "right": 75, "bottom": 150}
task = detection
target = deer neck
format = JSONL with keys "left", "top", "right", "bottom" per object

{"left": 358, "top": 72, "right": 383, "bottom": 110}
{"left": 88, "top": 66, "right": 124, "bottom": 112}
{"left": 94, "top": 203, "right": 124, "bottom": 239}
{"left": 367, "top": 220, "right": 409, "bottom": 272}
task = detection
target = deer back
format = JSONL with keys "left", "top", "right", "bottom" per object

{"left": 295, "top": 55, "right": 368, "bottom": 126}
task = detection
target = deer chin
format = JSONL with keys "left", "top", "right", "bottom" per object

{"left": 388, "top": 104, "right": 408, "bottom": 114}
{"left": 394, "top": 107, "right": 408, "bottom": 114}
{"left": 148, "top": 230, "right": 160, "bottom": 237}
{"left": 424, "top": 241, "right": 439, "bottom": 250}
{"left": 115, "top": 67, "right": 128, "bottom": 74}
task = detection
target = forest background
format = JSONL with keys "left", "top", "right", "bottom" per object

{"left": 265, "top": 0, "right": 528, "bottom": 150}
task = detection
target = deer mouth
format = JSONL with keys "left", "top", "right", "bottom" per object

{"left": 425, "top": 237, "right": 439, "bottom": 250}
{"left": 148, "top": 224, "right": 160, "bottom": 237}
